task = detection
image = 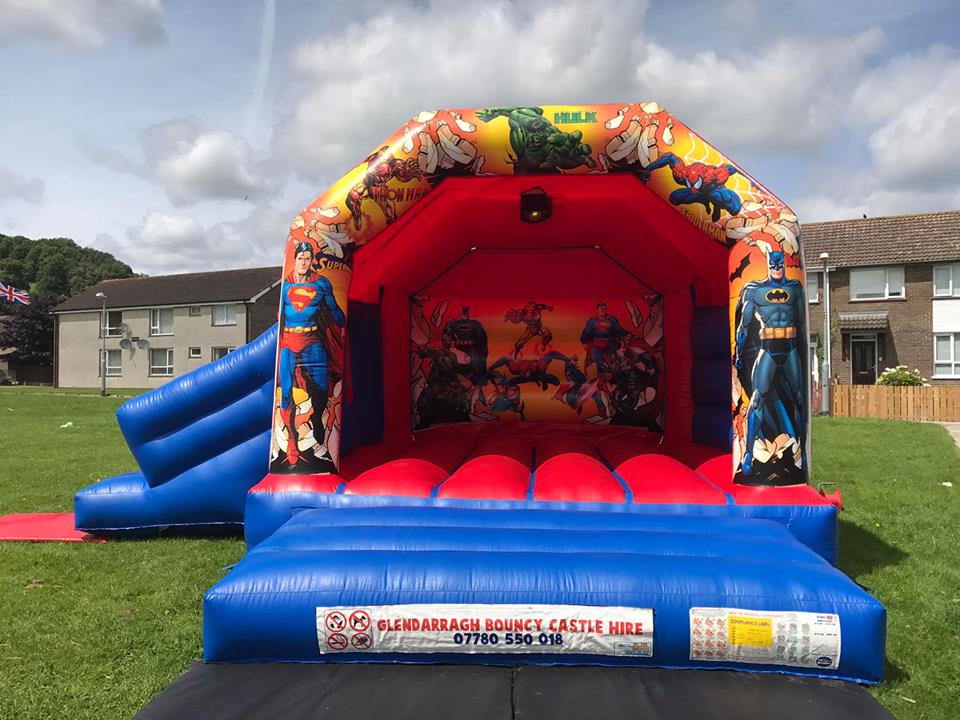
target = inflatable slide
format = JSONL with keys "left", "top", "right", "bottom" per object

{"left": 77, "top": 103, "right": 884, "bottom": 684}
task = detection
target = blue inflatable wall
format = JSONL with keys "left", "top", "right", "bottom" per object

{"left": 205, "top": 506, "right": 885, "bottom": 683}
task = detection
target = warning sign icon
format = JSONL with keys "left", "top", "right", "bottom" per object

{"left": 325, "top": 612, "right": 346, "bottom": 633}
{"left": 351, "top": 632, "right": 373, "bottom": 650}
{"left": 326, "top": 633, "right": 348, "bottom": 651}
{"left": 349, "top": 610, "right": 371, "bottom": 632}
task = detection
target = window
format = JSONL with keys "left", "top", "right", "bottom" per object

{"left": 189, "top": 305, "right": 202, "bottom": 316}
{"left": 850, "top": 267, "right": 904, "bottom": 300}
{"left": 211, "top": 346, "right": 235, "bottom": 361}
{"left": 101, "top": 310, "right": 123, "bottom": 338}
{"left": 934, "top": 334, "right": 960, "bottom": 377}
{"left": 98, "top": 349, "right": 121, "bottom": 377}
{"left": 188, "top": 347, "right": 202, "bottom": 359}
{"left": 212, "top": 304, "right": 236, "bottom": 326}
{"left": 150, "top": 308, "right": 174, "bottom": 335}
{"left": 933, "top": 264, "right": 960, "bottom": 297}
{"left": 806, "top": 272, "right": 820, "bottom": 303}
{"left": 149, "top": 348, "right": 174, "bottom": 376}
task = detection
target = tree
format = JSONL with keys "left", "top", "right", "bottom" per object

{"left": 0, "top": 234, "right": 134, "bottom": 311}
{"left": 0, "top": 296, "right": 56, "bottom": 365}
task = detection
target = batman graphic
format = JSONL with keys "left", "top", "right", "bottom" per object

{"left": 733, "top": 251, "right": 807, "bottom": 485}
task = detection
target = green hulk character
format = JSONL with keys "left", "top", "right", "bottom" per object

{"left": 477, "top": 107, "right": 596, "bottom": 173}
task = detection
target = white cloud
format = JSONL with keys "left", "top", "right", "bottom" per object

{"left": 274, "top": 0, "right": 890, "bottom": 181}
{"left": 90, "top": 119, "right": 278, "bottom": 205}
{"left": 859, "top": 47, "right": 960, "bottom": 190}
{"left": 797, "top": 43, "right": 960, "bottom": 216}
{"left": 276, "top": 0, "right": 649, "bottom": 179}
{"left": 0, "top": 164, "right": 44, "bottom": 205}
{"left": 99, "top": 204, "right": 290, "bottom": 275}
{"left": 634, "top": 29, "right": 885, "bottom": 153}
{"left": 0, "top": 0, "right": 165, "bottom": 48}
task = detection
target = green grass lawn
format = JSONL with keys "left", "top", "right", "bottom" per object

{"left": 0, "top": 389, "right": 958, "bottom": 719}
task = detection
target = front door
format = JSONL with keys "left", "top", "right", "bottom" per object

{"left": 851, "top": 335, "right": 877, "bottom": 385}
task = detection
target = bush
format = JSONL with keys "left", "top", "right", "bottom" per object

{"left": 876, "top": 365, "right": 929, "bottom": 386}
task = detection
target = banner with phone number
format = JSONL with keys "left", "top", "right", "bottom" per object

{"left": 316, "top": 603, "right": 654, "bottom": 657}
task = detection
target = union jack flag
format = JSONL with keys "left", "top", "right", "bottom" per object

{"left": 0, "top": 281, "right": 30, "bottom": 305}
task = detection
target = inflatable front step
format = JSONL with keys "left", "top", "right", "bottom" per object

{"left": 203, "top": 506, "right": 885, "bottom": 683}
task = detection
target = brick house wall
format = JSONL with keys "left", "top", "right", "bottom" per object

{"left": 807, "top": 263, "right": 954, "bottom": 385}
{"left": 247, "top": 284, "right": 281, "bottom": 342}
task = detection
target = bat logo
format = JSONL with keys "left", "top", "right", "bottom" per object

{"left": 765, "top": 288, "right": 790, "bottom": 304}
{"left": 288, "top": 285, "right": 317, "bottom": 312}
{"left": 729, "top": 254, "right": 752, "bottom": 283}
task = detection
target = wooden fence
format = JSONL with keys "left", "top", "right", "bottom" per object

{"left": 831, "top": 383, "right": 960, "bottom": 422}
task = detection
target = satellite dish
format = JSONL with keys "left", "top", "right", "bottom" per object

{"left": 136, "top": 339, "right": 149, "bottom": 350}
{"left": 118, "top": 338, "right": 132, "bottom": 350}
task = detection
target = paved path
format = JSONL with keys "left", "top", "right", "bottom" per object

{"left": 939, "top": 422, "right": 960, "bottom": 449}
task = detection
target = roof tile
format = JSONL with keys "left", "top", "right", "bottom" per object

{"left": 803, "top": 210, "right": 960, "bottom": 268}
{"left": 55, "top": 266, "right": 281, "bottom": 312}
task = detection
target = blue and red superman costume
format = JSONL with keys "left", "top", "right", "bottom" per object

{"left": 278, "top": 269, "right": 345, "bottom": 468}
{"left": 580, "top": 311, "right": 628, "bottom": 372}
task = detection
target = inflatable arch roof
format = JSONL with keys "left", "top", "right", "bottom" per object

{"left": 272, "top": 103, "right": 807, "bottom": 488}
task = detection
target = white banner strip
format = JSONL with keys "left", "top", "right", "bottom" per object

{"left": 317, "top": 603, "right": 654, "bottom": 657}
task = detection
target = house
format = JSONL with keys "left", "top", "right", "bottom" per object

{"left": 804, "top": 210, "right": 960, "bottom": 385}
{"left": 53, "top": 266, "right": 281, "bottom": 388}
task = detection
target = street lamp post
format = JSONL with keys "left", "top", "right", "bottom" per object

{"left": 819, "top": 253, "right": 831, "bottom": 414}
{"left": 96, "top": 292, "right": 107, "bottom": 397}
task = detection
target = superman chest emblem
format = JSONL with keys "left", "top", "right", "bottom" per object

{"left": 288, "top": 285, "right": 318, "bottom": 312}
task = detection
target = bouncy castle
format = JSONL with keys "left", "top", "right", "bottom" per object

{"left": 75, "top": 104, "right": 885, "bottom": 684}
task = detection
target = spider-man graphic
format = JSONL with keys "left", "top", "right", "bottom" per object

{"left": 486, "top": 352, "right": 567, "bottom": 391}
{"left": 641, "top": 152, "right": 742, "bottom": 222}
{"left": 346, "top": 146, "right": 421, "bottom": 230}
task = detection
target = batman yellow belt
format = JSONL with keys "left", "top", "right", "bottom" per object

{"left": 760, "top": 327, "right": 796, "bottom": 339}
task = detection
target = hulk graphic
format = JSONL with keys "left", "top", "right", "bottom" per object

{"left": 476, "top": 107, "right": 596, "bottom": 173}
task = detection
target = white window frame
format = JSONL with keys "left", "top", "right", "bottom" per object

{"left": 188, "top": 305, "right": 202, "bottom": 316}
{"left": 188, "top": 347, "right": 202, "bottom": 359}
{"left": 211, "top": 304, "right": 237, "bottom": 327}
{"left": 806, "top": 272, "right": 820, "bottom": 303}
{"left": 934, "top": 333, "right": 960, "bottom": 378}
{"left": 933, "top": 264, "right": 960, "bottom": 298}
{"left": 98, "top": 349, "right": 122, "bottom": 377}
{"left": 849, "top": 267, "right": 905, "bottom": 301}
{"left": 101, "top": 310, "right": 123, "bottom": 338}
{"left": 149, "top": 308, "right": 174, "bottom": 336}
{"left": 149, "top": 348, "right": 174, "bottom": 376}
{"left": 211, "top": 346, "right": 236, "bottom": 361}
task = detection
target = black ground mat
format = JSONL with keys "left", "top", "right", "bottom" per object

{"left": 134, "top": 661, "right": 894, "bottom": 720}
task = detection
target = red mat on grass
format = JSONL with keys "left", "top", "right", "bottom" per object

{"left": 0, "top": 513, "right": 106, "bottom": 542}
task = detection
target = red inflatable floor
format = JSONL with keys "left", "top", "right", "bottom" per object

{"left": 260, "top": 423, "right": 835, "bottom": 509}
{"left": 0, "top": 513, "right": 106, "bottom": 542}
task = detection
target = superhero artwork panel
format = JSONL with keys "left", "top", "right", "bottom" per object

{"left": 410, "top": 294, "right": 664, "bottom": 432}
{"left": 729, "top": 222, "right": 808, "bottom": 487}
{"left": 270, "top": 240, "right": 351, "bottom": 475}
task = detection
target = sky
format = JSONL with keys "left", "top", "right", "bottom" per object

{"left": 1, "top": 0, "right": 959, "bottom": 275}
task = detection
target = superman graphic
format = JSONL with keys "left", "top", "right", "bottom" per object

{"left": 580, "top": 302, "right": 628, "bottom": 372}
{"left": 276, "top": 241, "right": 345, "bottom": 471}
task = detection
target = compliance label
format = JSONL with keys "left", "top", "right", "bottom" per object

{"left": 316, "top": 603, "right": 654, "bottom": 657}
{"left": 689, "top": 607, "right": 841, "bottom": 670}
